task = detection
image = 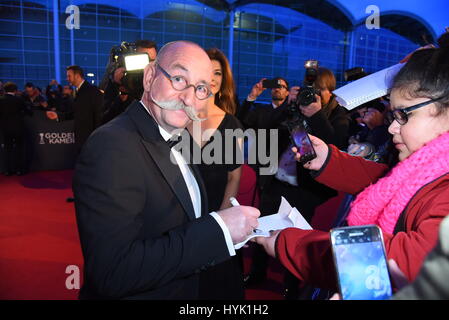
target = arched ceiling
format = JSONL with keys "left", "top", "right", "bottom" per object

{"left": 17, "top": 0, "right": 449, "bottom": 44}
{"left": 198, "top": 0, "right": 448, "bottom": 44}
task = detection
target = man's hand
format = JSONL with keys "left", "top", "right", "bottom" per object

{"left": 292, "top": 134, "right": 329, "bottom": 170}
{"left": 287, "top": 86, "right": 300, "bottom": 105}
{"left": 46, "top": 111, "right": 58, "bottom": 121}
{"left": 299, "top": 94, "right": 322, "bottom": 117}
{"left": 247, "top": 79, "right": 266, "bottom": 101}
{"left": 217, "top": 206, "right": 260, "bottom": 244}
{"left": 252, "top": 230, "right": 282, "bottom": 258}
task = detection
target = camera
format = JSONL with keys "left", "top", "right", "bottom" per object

{"left": 296, "top": 60, "right": 321, "bottom": 107}
{"left": 286, "top": 60, "right": 320, "bottom": 121}
{"left": 100, "top": 42, "right": 150, "bottom": 99}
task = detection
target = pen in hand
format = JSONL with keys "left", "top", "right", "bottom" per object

{"left": 229, "top": 197, "right": 240, "bottom": 207}
{"left": 229, "top": 197, "right": 261, "bottom": 234}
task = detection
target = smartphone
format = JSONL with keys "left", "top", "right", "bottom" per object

{"left": 262, "top": 79, "right": 281, "bottom": 89}
{"left": 289, "top": 123, "right": 317, "bottom": 164}
{"left": 330, "top": 225, "right": 393, "bottom": 300}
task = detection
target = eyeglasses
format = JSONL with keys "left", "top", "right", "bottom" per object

{"left": 156, "top": 63, "right": 212, "bottom": 100}
{"left": 390, "top": 96, "right": 445, "bottom": 125}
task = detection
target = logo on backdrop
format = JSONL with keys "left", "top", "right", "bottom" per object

{"left": 38, "top": 132, "right": 75, "bottom": 145}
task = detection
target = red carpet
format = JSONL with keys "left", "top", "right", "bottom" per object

{"left": 0, "top": 166, "right": 340, "bottom": 300}
{"left": 0, "top": 170, "right": 83, "bottom": 300}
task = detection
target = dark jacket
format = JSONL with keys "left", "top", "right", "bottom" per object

{"left": 73, "top": 101, "right": 230, "bottom": 299}
{"left": 58, "top": 81, "right": 104, "bottom": 153}
{"left": 0, "top": 93, "right": 27, "bottom": 136}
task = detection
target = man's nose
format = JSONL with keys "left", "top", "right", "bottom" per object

{"left": 179, "top": 85, "right": 196, "bottom": 106}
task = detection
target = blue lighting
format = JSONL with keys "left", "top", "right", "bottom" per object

{"left": 1, "top": 0, "right": 447, "bottom": 100}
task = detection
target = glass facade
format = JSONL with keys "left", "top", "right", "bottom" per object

{"left": 0, "top": 0, "right": 419, "bottom": 102}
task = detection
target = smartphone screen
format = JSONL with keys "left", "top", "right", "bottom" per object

{"left": 289, "top": 124, "right": 317, "bottom": 164}
{"left": 330, "top": 225, "right": 392, "bottom": 300}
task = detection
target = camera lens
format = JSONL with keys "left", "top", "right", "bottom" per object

{"left": 297, "top": 87, "right": 316, "bottom": 106}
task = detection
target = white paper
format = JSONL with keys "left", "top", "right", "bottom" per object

{"left": 234, "top": 197, "right": 312, "bottom": 249}
{"left": 333, "top": 63, "right": 404, "bottom": 110}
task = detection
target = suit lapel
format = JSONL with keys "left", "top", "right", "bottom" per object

{"left": 127, "top": 101, "right": 197, "bottom": 221}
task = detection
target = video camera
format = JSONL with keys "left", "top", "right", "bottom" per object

{"left": 100, "top": 41, "right": 150, "bottom": 99}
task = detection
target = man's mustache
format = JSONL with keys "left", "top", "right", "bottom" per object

{"left": 152, "top": 98, "right": 206, "bottom": 122}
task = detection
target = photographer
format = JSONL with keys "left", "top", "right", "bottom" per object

{"left": 239, "top": 67, "right": 349, "bottom": 299}
{"left": 288, "top": 67, "right": 349, "bottom": 150}
{"left": 101, "top": 40, "right": 157, "bottom": 120}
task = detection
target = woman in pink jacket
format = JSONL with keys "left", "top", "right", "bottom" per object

{"left": 255, "top": 37, "right": 449, "bottom": 293}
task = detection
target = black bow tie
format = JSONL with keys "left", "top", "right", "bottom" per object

{"left": 167, "top": 134, "right": 183, "bottom": 148}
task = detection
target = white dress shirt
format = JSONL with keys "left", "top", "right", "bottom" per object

{"left": 140, "top": 101, "right": 236, "bottom": 256}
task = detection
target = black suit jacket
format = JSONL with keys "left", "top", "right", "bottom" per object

{"left": 0, "top": 94, "right": 27, "bottom": 136}
{"left": 73, "top": 101, "right": 230, "bottom": 299}
{"left": 59, "top": 81, "right": 104, "bottom": 153}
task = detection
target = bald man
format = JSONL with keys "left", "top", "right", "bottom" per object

{"left": 73, "top": 41, "right": 260, "bottom": 299}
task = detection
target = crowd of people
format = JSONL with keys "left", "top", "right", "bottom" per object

{"left": 1, "top": 31, "right": 449, "bottom": 300}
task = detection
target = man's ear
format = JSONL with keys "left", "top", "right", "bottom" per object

{"left": 143, "top": 62, "right": 156, "bottom": 93}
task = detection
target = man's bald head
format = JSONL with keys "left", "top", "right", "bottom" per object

{"left": 155, "top": 41, "right": 210, "bottom": 68}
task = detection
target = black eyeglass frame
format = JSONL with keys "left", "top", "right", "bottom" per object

{"left": 156, "top": 63, "right": 213, "bottom": 100}
{"left": 390, "top": 96, "right": 445, "bottom": 125}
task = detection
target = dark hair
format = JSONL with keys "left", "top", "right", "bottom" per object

{"left": 25, "top": 82, "right": 35, "bottom": 89}
{"left": 206, "top": 48, "right": 237, "bottom": 115}
{"left": 392, "top": 33, "right": 449, "bottom": 115}
{"left": 316, "top": 67, "right": 336, "bottom": 92}
{"left": 273, "top": 77, "right": 289, "bottom": 90}
{"left": 3, "top": 82, "right": 18, "bottom": 92}
{"left": 66, "top": 65, "right": 84, "bottom": 78}
{"left": 135, "top": 40, "right": 157, "bottom": 52}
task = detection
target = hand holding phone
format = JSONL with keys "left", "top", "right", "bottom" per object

{"left": 330, "top": 225, "right": 393, "bottom": 300}
{"left": 289, "top": 123, "right": 317, "bottom": 165}
{"left": 291, "top": 134, "right": 328, "bottom": 170}
{"left": 262, "top": 79, "right": 282, "bottom": 89}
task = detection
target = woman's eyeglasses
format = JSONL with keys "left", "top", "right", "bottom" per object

{"left": 390, "top": 96, "right": 445, "bottom": 125}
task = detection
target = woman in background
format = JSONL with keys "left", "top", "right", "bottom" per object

{"left": 188, "top": 48, "right": 245, "bottom": 299}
